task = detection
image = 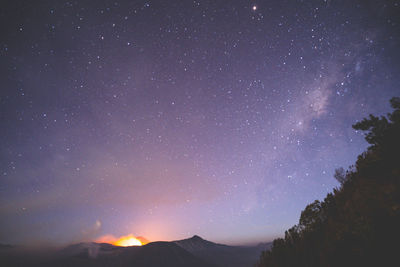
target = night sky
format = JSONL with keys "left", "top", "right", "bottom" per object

{"left": 1, "top": 0, "right": 399, "bottom": 246}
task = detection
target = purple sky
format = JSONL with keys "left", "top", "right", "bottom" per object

{"left": 1, "top": 0, "right": 399, "bottom": 246}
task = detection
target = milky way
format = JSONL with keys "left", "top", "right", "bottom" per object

{"left": 1, "top": 0, "right": 399, "bottom": 246}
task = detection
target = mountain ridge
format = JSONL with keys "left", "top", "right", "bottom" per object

{"left": 0, "top": 235, "right": 271, "bottom": 267}
{"left": 174, "top": 235, "right": 272, "bottom": 267}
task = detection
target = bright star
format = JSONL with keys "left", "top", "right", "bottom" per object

{"left": 252, "top": 5, "right": 257, "bottom": 11}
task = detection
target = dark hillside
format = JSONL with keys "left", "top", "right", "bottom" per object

{"left": 257, "top": 97, "right": 400, "bottom": 267}
{"left": 175, "top": 235, "right": 271, "bottom": 267}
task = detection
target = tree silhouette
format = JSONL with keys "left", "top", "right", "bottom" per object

{"left": 333, "top": 167, "right": 346, "bottom": 185}
{"left": 257, "top": 97, "right": 400, "bottom": 267}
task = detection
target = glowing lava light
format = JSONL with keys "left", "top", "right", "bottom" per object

{"left": 112, "top": 234, "right": 142, "bottom": 247}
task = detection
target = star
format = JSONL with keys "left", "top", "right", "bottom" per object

{"left": 0, "top": 0, "right": 398, "bottom": 248}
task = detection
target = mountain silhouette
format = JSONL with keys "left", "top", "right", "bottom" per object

{"left": 0, "top": 236, "right": 270, "bottom": 267}
{"left": 174, "top": 235, "right": 223, "bottom": 251}
{"left": 174, "top": 235, "right": 272, "bottom": 267}
{"left": 53, "top": 240, "right": 214, "bottom": 267}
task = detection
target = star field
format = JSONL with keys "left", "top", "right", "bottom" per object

{"left": 0, "top": 0, "right": 399, "bottom": 245}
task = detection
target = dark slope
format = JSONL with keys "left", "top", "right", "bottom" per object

{"left": 0, "top": 244, "right": 13, "bottom": 249}
{"left": 56, "top": 241, "right": 215, "bottom": 267}
{"left": 0, "top": 236, "right": 271, "bottom": 267}
{"left": 126, "top": 241, "right": 215, "bottom": 267}
{"left": 257, "top": 98, "right": 400, "bottom": 266}
{"left": 174, "top": 235, "right": 272, "bottom": 267}
{"left": 0, "top": 241, "right": 214, "bottom": 267}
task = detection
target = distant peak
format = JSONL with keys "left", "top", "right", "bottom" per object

{"left": 191, "top": 235, "right": 203, "bottom": 240}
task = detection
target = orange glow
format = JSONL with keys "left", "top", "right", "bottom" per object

{"left": 112, "top": 234, "right": 142, "bottom": 246}
{"left": 96, "top": 234, "right": 148, "bottom": 247}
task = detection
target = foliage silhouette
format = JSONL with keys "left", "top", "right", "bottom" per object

{"left": 257, "top": 97, "right": 400, "bottom": 267}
